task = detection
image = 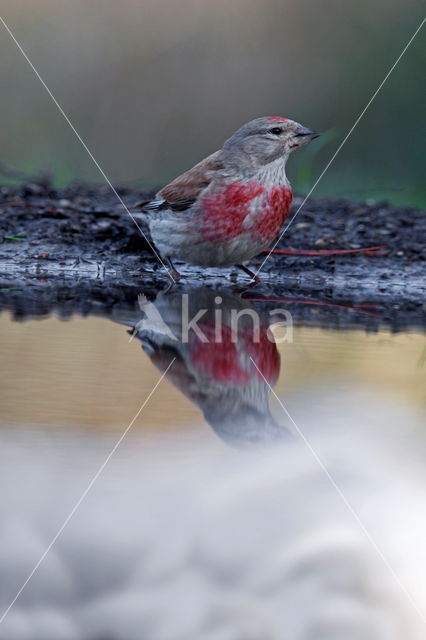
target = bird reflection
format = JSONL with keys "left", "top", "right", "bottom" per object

{"left": 130, "top": 287, "right": 289, "bottom": 447}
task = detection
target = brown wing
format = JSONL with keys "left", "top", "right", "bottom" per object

{"left": 158, "top": 151, "right": 223, "bottom": 211}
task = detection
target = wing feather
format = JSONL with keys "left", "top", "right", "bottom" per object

{"left": 132, "top": 150, "right": 224, "bottom": 213}
{"left": 157, "top": 151, "right": 223, "bottom": 211}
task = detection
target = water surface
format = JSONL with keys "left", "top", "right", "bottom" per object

{"left": 0, "top": 284, "right": 425, "bottom": 639}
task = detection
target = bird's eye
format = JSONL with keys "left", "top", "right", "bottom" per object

{"left": 269, "top": 127, "right": 283, "bottom": 135}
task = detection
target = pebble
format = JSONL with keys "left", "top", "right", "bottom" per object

{"left": 22, "top": 183, "right": 44, "bottom": 196}
{"left": 93, "top": 221, "right": 112, "bottom": 231}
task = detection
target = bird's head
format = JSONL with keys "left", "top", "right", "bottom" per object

{"left": 222, "top": 116, "right": 319, "bottom": 168}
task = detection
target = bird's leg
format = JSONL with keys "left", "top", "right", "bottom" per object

{"left": 165, "top": 257, "right": 181, "bottom": 282}
{"left": 264, "top": 246, "right": 387, "bottom": 257}
{"left": 235, "top": 263, "right": 261, "bottom": 284}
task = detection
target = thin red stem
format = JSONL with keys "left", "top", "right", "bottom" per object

{"left": 265, "top": 246, "right": 387, "bottom": 256}
{"left": 244, "top": 296, "right": 383, "bottom": 317}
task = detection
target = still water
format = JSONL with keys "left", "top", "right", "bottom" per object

{"left": 0, "top": 284, "right": 425, "bottom": 639}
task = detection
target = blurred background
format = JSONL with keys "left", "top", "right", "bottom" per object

{"left": 0, "top": 0, "right": 425, "bottom": 205}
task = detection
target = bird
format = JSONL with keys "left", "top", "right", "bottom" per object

{"left": 129, "top": 286, "right": 287, "bottom": 447}
{"left": 134, "top": 116, "right": 319, "bottom": 281}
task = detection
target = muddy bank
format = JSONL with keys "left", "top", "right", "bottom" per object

{"left": 0, "top": 273, "right": 424, "bottom": 333}
{"left": 0, "top": 181, "right": 424, "bottom": 331}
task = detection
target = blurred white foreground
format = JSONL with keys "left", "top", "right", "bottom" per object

{"left": 0, "top": 388, "right": 425, "bottom": 640}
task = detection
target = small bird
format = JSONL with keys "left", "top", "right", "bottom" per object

{"left": 131, "top": 287, "right": 286, "bottom": 447}
{"left": 136, "top": 116, "right": 319, "bottom": 280}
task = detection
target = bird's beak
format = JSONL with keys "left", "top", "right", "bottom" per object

{"left": 294, "top": 126, "right": 320, "bottom": 140}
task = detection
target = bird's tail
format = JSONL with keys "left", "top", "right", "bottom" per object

{"left": 130, "top": 198, "right": 164, "bottom": 214}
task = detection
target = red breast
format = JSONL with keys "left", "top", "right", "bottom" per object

{"left": 199, "top": 182, "right": 292, "bottom": 244}
{"left": 188, "top": 321, "right": 280, "bottom": 386}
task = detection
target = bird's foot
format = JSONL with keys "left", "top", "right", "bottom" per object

{"left": 71, "top": 255, "right": 97, "bottom": 268}
{"left": 165, "top": 257, "right": 182, "bottom": 283}
{"left": 235, "top": 264, "right": 262, "bottom": 285}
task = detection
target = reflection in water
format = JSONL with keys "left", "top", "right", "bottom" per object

{"left": 130, "top": 287, "right": 289, "bottom": 447}
{"left": 0, "top": 283, "right": 424, "bottom": 639}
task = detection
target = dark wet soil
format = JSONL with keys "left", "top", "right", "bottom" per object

{"left": 0, "top": 181, "right": 424, "bottom": 332}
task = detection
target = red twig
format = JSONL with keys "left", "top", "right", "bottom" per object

{"left": 0, "top": 201, "right": 28, "bottom": 208}
{"left": 244, "top": 296, "right": 383, "bottom": 317}
{"left": 265, "top": 246, "right": 388, "bottom": 256}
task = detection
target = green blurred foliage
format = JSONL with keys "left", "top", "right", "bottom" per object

{"left": 0, "top": 0, "right": 425, "bottom": 206}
